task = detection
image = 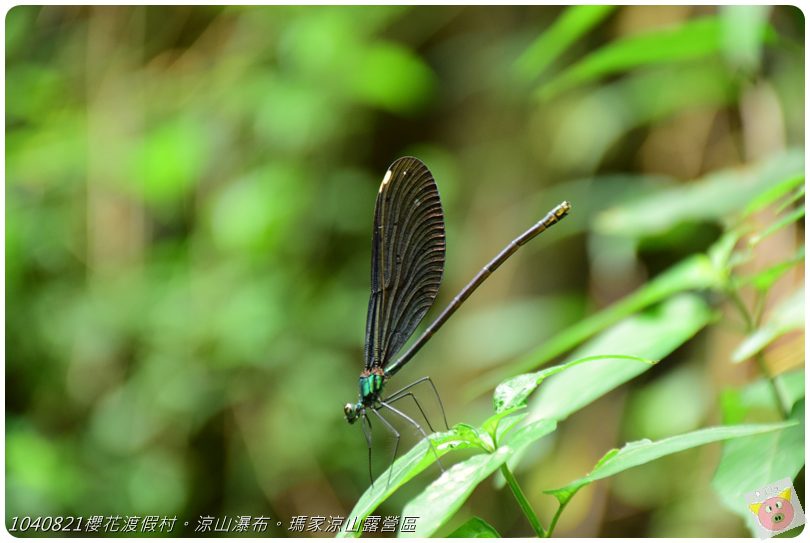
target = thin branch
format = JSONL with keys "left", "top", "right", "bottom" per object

{"left": 546, "top": 497, "right": 571, "bottom": 538}
{"left": 500, "top": 465, "right": 545, "bottom": 537}
{"left": 728, "top": 288, "right": 789, "bottom": 418}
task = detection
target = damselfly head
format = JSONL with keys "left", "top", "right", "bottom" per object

{"left": 344, "top": 402, "right": 360, "bottom": 424}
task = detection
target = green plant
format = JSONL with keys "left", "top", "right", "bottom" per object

{"left": 340, "top": 7, "right": 804, "bottom": 536}
{"left": 340, "top": 153, "right": 803, "bottom": 537}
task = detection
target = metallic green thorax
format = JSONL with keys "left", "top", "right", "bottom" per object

{"left": 359, "top": 371, "right": 384, "bottom": 403}
{"left": 344, "top": 369, "right": 387, "bottom": 424}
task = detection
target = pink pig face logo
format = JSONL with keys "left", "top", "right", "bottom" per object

{"left": 750, "top": 488, "right": 795, "bottom": 531}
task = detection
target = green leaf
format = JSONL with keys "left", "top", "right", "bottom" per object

{"left": 773, "top": 370, "right": 805, "bottom": 413}
{"left": 514, "top": 6, "right": 615, "bottom": 82}
{"left": 494, "top": 295, "right": 711, "bottom": 494}
{"left": 493, "top": 374, "right": 540, "bottom": 414}
{"left": 539, "top": 17, "right": 772, "bottom": 98}
{"left": 720, "top": 6, "right": 771, "bottom": 72}
{"left": 707, "top": 230, "right": 742, "bottom": 276}
{"left": 494, "top": 411, "right": 529, "bottom": 446}
{"left": 470, "top": 255, "right": 721, "bottom": 394}
{"left": 625, "top": 364, "right": 712, "bottom": 440}
{"left": 547, "top": 421, "right": 798, "bottom": 504}
{"left": 500, "top": 418, "right": 557, "bottom": 451}
{"left": 733, "top": 288, "right": 804, "bottom": 363}
{"left": 399, "top": 447, "right": 513, "bottom": 538}
{"left": 493, "top": 354, "right": 654, "bottom": 414}
{"left": 742, "top": 246, "right": 804, "bottom": 292}
{"left": 396, "top": 420, "right": 557, "bottom": 538}
{"left": 595, "top": 149, "right": 805, "bottom": 237}
{"left": 453, "top": 423, "right": 494, "bottom": 452}
{"left": 721, "top": 370, "right": 805, "bottom": 424}
{"left": 338, "top": 428, "right": 483, "bottom": 538}
{"left": 742, "top": 173, "right": 804, "bottom": 216}
{"left": 776, "top": 184, "right": 805, "bottom": 214}
{"left": 749, "top": 205, "right": 805, "bottom": 246}
{"left": 546, "top": 62, "right": 737, "bottom": 172}
{"left": 347, "top": 391, "right": 556, "bottom": 536}
{"left": 713, "top": 402, "right": 804, "bottom": 535}
{"left": 447, "top": 517, "right": 501, "bottom": 538}
{"left": 480, "top": 406, "right": 526, "bottom": 443}
{"left": 530, "top": 294, "right": 714, "bottom": 422}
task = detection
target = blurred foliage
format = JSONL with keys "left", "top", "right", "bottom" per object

{"left": 5, "top": 5, "right": 805, "bottom": 538}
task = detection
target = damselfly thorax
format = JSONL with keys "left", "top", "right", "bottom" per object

{"left": 343, "top": 367, "right": 386, "bottom": 424}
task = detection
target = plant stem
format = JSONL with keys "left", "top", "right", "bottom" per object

{"left": 546, "top": 499, "right": 571, "bottom": 538}
{"left": 728, "top": 288, "right": 789, "bottom": 418}
{"left": 728, "top": 289, "right": 753, "bottom": 330}
{"left": 500, "top": 465, "right": 545, "bottom": 537}
{"left": 754, "top": 351, "right": 789, "bottom": 418}
{"left": 752, "top": 291, "right": 790, "bottom": 418}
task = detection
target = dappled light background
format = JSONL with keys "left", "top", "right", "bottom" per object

{"left": 6, "top": 5, "right": 804, "bottom": 537}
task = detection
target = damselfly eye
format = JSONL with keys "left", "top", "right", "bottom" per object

{"left": 344, "top": 403, "right": 357, "bottom": 423}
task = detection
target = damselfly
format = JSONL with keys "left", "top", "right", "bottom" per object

{"left": 344, "top": 156, "right": 570, "bottom": 486}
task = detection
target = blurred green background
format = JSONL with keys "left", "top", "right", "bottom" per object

{"left": 5, "top": 5, "right": 804, "bottom": 537}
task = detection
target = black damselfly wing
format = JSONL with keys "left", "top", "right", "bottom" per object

{"left": 363, "top": 157, "right": 446, "bottom": 371}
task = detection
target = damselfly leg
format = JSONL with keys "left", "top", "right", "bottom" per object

{"left": 387, "top": 391, "right": 435, "bottom": 432}
{"left": 385, "top": 376, "right": 449, "bottom": 430}
{"left": 368, "top": 408, "right": 400, "bottom": 489}
{"left": 364, "top": 402, "right": 445, "bottom": 489}
{"left": 380, "top": 401, "right": 444, "bottom": 474}
{"left": 360, "top": 414, "right": 374, "bottom": 486}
